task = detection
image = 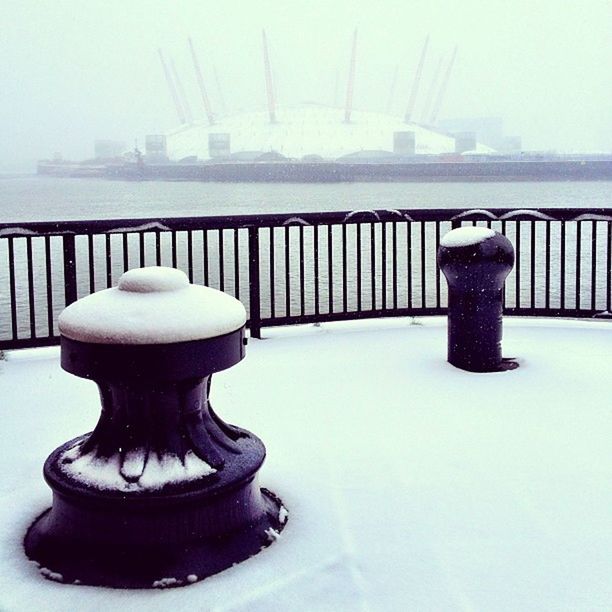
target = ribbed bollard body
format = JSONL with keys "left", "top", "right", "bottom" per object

{"left": 24, "top": 267, "right": 286, "bottom": 589}
{"left": 438, "top": 227, "right": 515, "bottom": 372}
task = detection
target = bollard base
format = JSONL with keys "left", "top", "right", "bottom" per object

{"left": 499, "top": 357, "right": 520, "bottom": 371}
{"left": 24, "top": 487, "right": 286, "bottom": 589}
{"left": 449, "top": 355, "right": 519, "bottom": 373}
{"left": 24, "top": 432, "right": 287, "bottom": 589}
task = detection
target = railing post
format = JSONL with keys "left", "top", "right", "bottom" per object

{"left": 248, "top": 226, "right": 262, "bottom": 339}
{"left": 63, "top": 234, "right": 78, "bottom": 306}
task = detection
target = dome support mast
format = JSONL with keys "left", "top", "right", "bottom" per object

{"left": 158, "top": 48, "right": 186, "bottom": 125}
{"left": 344, "top": 29, "right": 357, "bottom": 123}
{"left": 170, "top": 59, "right": 193, "bottom": 125}
{"left": 262, "top": 29, "right": 277, "bottom": 123}
{"left": 404, "top": 35, "right": 429, "bottom": 123}
{"left": 421, "top": 56, "right": 442, "bottom": 124}
{"left": 188, "top": 37, "right": 215, "bottom": 125}
{"left": 429, "top": 45, "right": 458, "bottom": 126}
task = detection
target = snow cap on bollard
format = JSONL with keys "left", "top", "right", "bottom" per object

{"left": 58, "top": 266, "right": 246, "bottom": 345}
{"left": 438, "top": 227, "right": 517, "bottom": 372}
{"left": 24, "top": 266, "right": 287, "bottom": 589}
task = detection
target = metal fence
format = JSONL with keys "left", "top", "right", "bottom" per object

{"left": 1, "top": 208, "right": 610, "bottom": 349}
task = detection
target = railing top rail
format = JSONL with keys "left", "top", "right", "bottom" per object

{"left": 0, "top": 207, "right": 610, "bottom": 237}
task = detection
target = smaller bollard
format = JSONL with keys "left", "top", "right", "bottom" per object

{"left": 24, "top": 267, "right": 286, "bottom": 589}
{"left": 438, "top": 226, "right": 517, "bottom": 372}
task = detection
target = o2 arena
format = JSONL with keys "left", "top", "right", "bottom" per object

{"left": 165, "top": 104, "right": 490, "bottom": 162}
{"left": 153, "top": 33, "right": 490, "bottom": 163}
{"left": 39, "top": 32, "right": 612, "bottom": 181}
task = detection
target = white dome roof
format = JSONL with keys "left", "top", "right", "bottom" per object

{"left": 166, "top": 104, "right": 494, "bottom": 161}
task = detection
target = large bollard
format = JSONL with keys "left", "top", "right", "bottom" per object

{"left": 438, "top": 226, "right": 516, "bottom": 372}
{"left": 24, "top": 267, "right": 287, "bottom": 588}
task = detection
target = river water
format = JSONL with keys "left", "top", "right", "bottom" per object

{"left": 1, "top": 176, "right": 610, "bottom": 221}
{"left": 1, "top": 176, "right": 610, "bottom": 344}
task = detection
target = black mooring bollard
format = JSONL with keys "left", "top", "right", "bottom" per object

{"left": 24, "top": 267, "right": 287, "bottom": 589}
{"left": 437, "top": 226, "right": 517, "bottom": 372}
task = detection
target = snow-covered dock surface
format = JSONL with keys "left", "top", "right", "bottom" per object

{"left": 1, "top": 317, "right": 611, "bottom": 611}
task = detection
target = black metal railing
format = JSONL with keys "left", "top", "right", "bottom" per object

{"left": 1, "top": 208, "right": 610, "bottom": 350}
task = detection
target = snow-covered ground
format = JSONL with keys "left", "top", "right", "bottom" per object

{"left": 1, "top": 317, "right": 610, "bottom": 611}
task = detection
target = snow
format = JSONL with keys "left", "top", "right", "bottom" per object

{"left": 60, "top": 443, "right": 215, "bottom": 492}
{"left": 0, "top": 227, "right": 38, "bottom": 237}
{"left": 1, "top": 317, "right": 611, "bottom": 611}
{"left": 264, "top": 528, "right": 282, "bottom": 543}
{"left": 167, "top": 105, "right": 495, "bottom": 161}
{"left": 499, "top": 209, "right": 555, "bottom": 221}
{"left": 278, "top": 506, "right": 289, "bottom": 525}
{"left": 109, "top": 221, "right": 171, "bottom": 234}
{"left": 39, "top": 568, "right": 63, "bottom": 583}
{"left": 117, "top": 266, "right": 189, "bottom": 293}
{"left": 58, "top": 267, "right": 246, "bottom": 344}
{"left": 152, "top": 578, "right": 179, "bottom": 589}
{"left": 440, "top": 226, "right": 496, "bottom": 247}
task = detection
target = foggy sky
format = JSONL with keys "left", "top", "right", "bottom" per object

{"left": 2, "top": 0, "right": 611, "bottom": 166}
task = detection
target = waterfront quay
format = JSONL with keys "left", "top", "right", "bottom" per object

{"left": 38, "top": 158, "right": 612, "bottom": 183}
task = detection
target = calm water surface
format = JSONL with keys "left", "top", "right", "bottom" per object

{"left": 0, "top": 176, "right": 610, "bottom": 221}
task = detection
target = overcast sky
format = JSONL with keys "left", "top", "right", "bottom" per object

{"left": 2, "top": 0, "right": 611, "bottom": 165}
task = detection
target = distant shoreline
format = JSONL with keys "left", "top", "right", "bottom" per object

{"left": 35, "top": 158, "right": 612, "bottom": 184}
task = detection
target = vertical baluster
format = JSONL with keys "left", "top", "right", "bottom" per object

{"left": 218, "top": 229, "right": 225, "bottom": 292}
{"left": 560, "top": 222, "right": 566, "bottom": 310}
{"left": 327, "top": 225, "right": 333, "bottom": 314}
{"left": 435, "top": 221, "right": 441, "bottom": 309}
{"left": 88, "top": 234, "right": 95, "bottom": 294}
{"left": 314, "top": 225, "right": 320, "bottom": 317}
{"left": 26, "top": 237, "right": 36, "bottom": 338}
{"left": 187, "top": 230, "right": 194, "bottom": 283}
{"left": 591, "top": 220, "right": 597, "bottom": 312}
{"left": 420, "top": 222, "right": 426, "bottom": 308}
{"left": 247, "top": 226, "right": 261, "bottom": 339}
{"left": 203, "top": 230, "right": 209, "bottom": 286}
{"left": 515, "top": 221, "right": 521, "bottom": 309}
{"left": 342, "top": 224, "right": 347, "bottom": 313}
{"left": 171, "top": 231, "right": 178, "bottom": 269}
{"left": 370, "top": 222, "right": 376, "bottom": 311}
{"left": 233, "top": 228, "right": 240, "bottom": 300}
{"left": 105, "top": 233, "right": 112, "bottom": 288}
{"left": 155, "top": 230, "right": 161, "bottom": 266}
{"left": 138, "top": 233, "right": 145, "bottom": 268}
{"left": 8, "top": 237, "right": 17, "bottom": 339}
{"left": 45, "top": 236, "right": 54, "bottom": 337}
{"left": 284, "top": 225, "right": 291, "bottom": 316}
{"left": 545, "top": 221, "right": 551, "bottom": 310}
{"left": 530, "top": 220, "right": 536, "bottom": 310}
{"left": 299, "top": 224, "right": 305, "bottom": 316}
{"left": 407, "top": 222, "right": 412, "bottom": 309}
{"left": 501, "top": 220, "right": 507, "bottom": 309}
{"left": 575, "top": 221, "right": 582, "bottom": 311}
{"left": 270, "top": 227, "right": 276, "bottom": 319}
{"left": 381, "top": 222, "right": 387, "bottom": 311}
{"left": 63, "top": 234, "right": 77, "bottom": 306}
{"left": 122, "top": 233, "right": 129, "bottom": 272}
{"left": 392, "top": 221, "right": 398, "bottom": 311}
{"left": 356, "top": 223, "right": 362, "bottom": 311}
{"left": 607, "top": 221, "right": 611, "bottom": 313}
